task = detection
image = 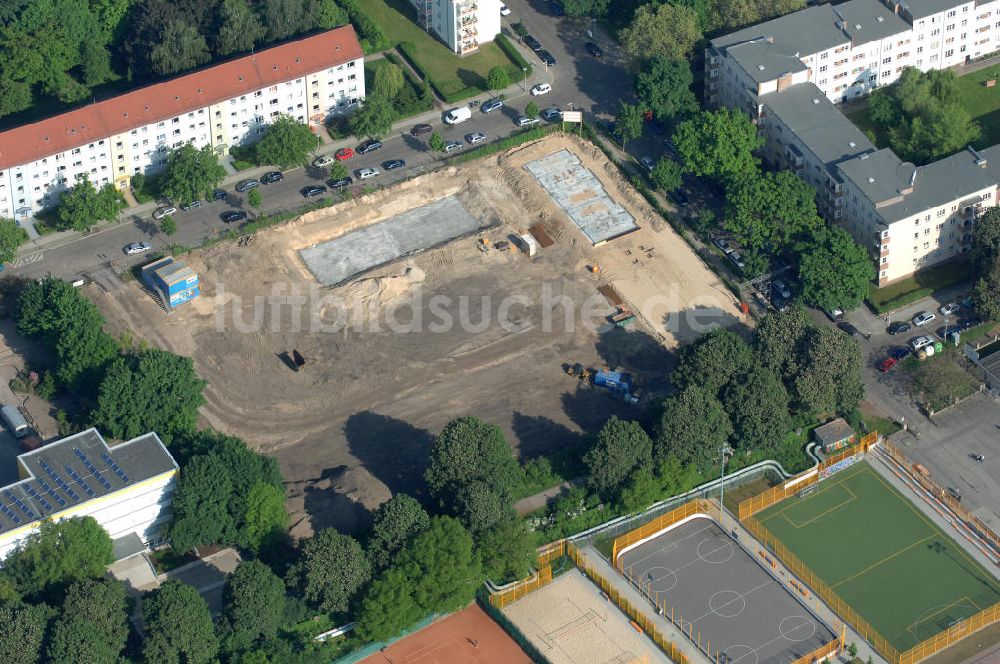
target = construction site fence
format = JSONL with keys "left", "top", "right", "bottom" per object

{"left": 489, "top": 565, "right": 554, "bottom": 610}
{"left": 567, "top": 542, "right": 690, "bottom": 664}
{"left": 737, "top": 432, "right": 878, "bottom": 520}
{"left": 878, "top": 438, "right": 1000, "bottom": 558}
{"left": 611, "top": 498, "right": 720, "bottom": 567}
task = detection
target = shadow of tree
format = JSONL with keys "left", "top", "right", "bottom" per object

{"left": 510, "top": 410, "right": 584, "bottom": 459}
{"left": 344, "top": 411, "right": 435, "bottom": 499}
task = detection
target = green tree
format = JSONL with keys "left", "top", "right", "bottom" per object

{"left": 47, "top": 616, "right": 121, "bottom": 664}
{"left": 798, "top": 227, "right": 875, "bottom": 312}
{"left": 57, "top": 177, "right": 125, "bottom": 232}
{"left": 328, "top": 160, "right": 349, "bottom": 181}
{"left": 971, "top": 206, "right": 1000, "bottom": 272}
{"left": 476, "top": 518, "right": 537, "bottom": 583}
{"left": 91, "top": 348, "right": 207, "bottom": 442}
{"left": 712, "top": 0, "right": 805, "bottom": 32}
{"left": 162, "top": 143, "right": 226, "bottom": 206}
{"left": 973, "top": 259, "right": 1000, "bottom": 322}
{"left": 525, "top": 101, "right": 539, "bottom": 119}
{"left": 425, "top": 416, "right": 521, "bottom": 511}
{"left": 242, "top": 482, "right": 287, "bottom": 553}
{"left": 46, "top": 579, "right": 129, "bottom": 664}
{"left": 673, "top": 327, "right": 754, "bottom": 394}
{"left": 723, "top": 367, "right": 791, "bottom": 454}
{"left": 286, "top": 530, "right": 371, "bottom": 614}
{"left": 614, "top": 101, "right": 644, "bottom": 149}
{"left": 256, "top": 115, "right": 321, "bottom": 169}
{"left": 620, "top": 3, "right": 702, "bottom": 61}
{"left": 753, "top": 305, "right": 813, "bottom": 381}
{"left": 454, "top": 480, "right": 515, "bottom": 534}
{"left": 0, "top": 218, "right": 27, "bottom": 264}
{"left": 150, "top": 20, "right": 210, "bottom": 75}
{"left": 316, "top": 0, "right": 349, "bottom": 29}
{"left": 793, "top": 326, "right": 864, "bottom": 416}
{"left": 657, "top": 384, "right": 733, "bottom": 472}
{"left": 160, "top": 216, "right": 177, "bottom": 236}
{"left": 583, "top": 416, "right": 654, "bottom": 500}
{"left": 142, "top": 580, "right": 218, "bottom": 664}
{"left": 350, "top": 97, "right": 395, "bottom": 140}
{"left": 399, "top": 516, "right": 482, "bottom": 616}
{"left": 366, "top": 494, "right": 430, "bottom": 569}
{"left": 220, "top": 560, "right": 286, "bottom": 653}
{"left": 429, "top": 132, "right": 445, "bottom": 152}
{"left": 563, "top": 0, "right": 610, "bottom": 16}
{"left": 248, "top": 188, "right": 262, "bottom": 209}
{"left": 3, "top": 518, "right": 113, "bottom": 602}
{"left": 215, "top": 0, "right": 266, "bottom": 56}
{"left": 166, "top": 453, "right": 239, "bottom": 552}
{"left": 0, "top": 601, "right": 50, "bottom": 664}
{"left": 355, "top": 567, "right": 419, "bottom": 643}
{"left": 724, "top": 170, "right": 823, "bottom": 252}
{"left": 650, "top": 158, "right": 683, "bottom": 192}
{"left": 636, "top": 57, "right": 698, "bottom": 120}
{"left": 372, "top": 62, "right": 405, "bottom": 100}
{"left": 486, "top": 65, "right": 510, "bottom": 94}
{"left": 673, "top": 109, "right": 763, "bottom": 185}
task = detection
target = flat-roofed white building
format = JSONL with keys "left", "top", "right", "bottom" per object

{"left": 0, "top": 26, "right": 365, "bottom": 222}
{"left": 0, "top": 428, "right": 179, "bottom": 561}
{"left": 411, "top": 0, "right": 502, "bottom": 55}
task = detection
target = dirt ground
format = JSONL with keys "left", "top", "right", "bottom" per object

{"left": 93, "top": 134, "right": 744, "bottom": 538}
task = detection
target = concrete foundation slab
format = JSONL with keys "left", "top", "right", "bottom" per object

{"left": 299, "top": 196, "right": 487, "bottom": 286}
{"left": 525, "top": 149, "right": 638, "bottom": 244}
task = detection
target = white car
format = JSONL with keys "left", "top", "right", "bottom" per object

{"left": 939, "top": 302, "right": 960, "bottom": 316}
{"left": 152, "top": 206, "right": 176, "bottom": 220}
{"left": 444, "top": 140, "right": 464, "bottom": 153}
{"left": 500, "top": 3, "right": 511, "bottom": 16}
{"left": 531, "top": 83, "right": 552, "bottom": 96}
{"left": 515, "top": 115, "right": 539, "bottom": 127}
{"left": 357, "top": 167, "right": 379, "bottom": 180}
{"left": 313, "top": 155, "right": 335, "bottom": 168}
{"left": 912, "top": 311, "right": 936, "bottom": 327}
{"left": 466, "top": 132, "right": 487, "bottom": 145}
{"left": 910, "top": 335, "right": 935, "bottom": 351}
{"left": 123, "top": 242, "right": 151, "bottom": 256}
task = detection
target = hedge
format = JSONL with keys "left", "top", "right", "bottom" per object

{"left": 444, "top": 125, "right": 556, "bottom": 164}
{"left": 494, "top": 34, "right": 533, "bottom": 79}
{"left": 339, "top": 0, "right": 391, "bottom": 54}
{"left": 396, "top": 42, "right": 480, "bottom": 103}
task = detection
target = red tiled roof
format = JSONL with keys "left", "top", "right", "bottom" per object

{"left": 0, "top": 26, "right": 363, "bottom": 172}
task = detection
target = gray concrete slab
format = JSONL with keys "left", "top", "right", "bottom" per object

{"left": 619, "top": 517, "right": 835, "bottom": 664}
{"left": 299, "top": 196, "right": 487, "bottom": 286}
{"left": 525, "top": 149, "right": 638, "bottom": 245}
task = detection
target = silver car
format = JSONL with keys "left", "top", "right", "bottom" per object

{"left": 124, "top": 242, "right": 151, "bottom": 256}
{"left": 152, "top": 206, "right": 176, "bottom": 220}
{"left": 912, "top": 311, "right": 936, "bottom": 327}
{"left": 910, "top": 335, "right": 935, "bottom": 351}
{"left": 444, "top": 141, "right": 464, "bottom": 153}
{"left": 357, "top": 167, "right": 379, "bottom": 180}
{"left": 466, "top": 132, "right": 487, "bottom": 145}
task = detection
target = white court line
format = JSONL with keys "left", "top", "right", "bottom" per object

{"left": 624, "top": 522, "right": 714, "bottom": 569}
{"left": 681, "top": 578, "right": 777, "bottom": 627}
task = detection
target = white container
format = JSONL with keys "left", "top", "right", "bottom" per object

{"left": 519, "top": 233, "right": 537, "bottom": 257}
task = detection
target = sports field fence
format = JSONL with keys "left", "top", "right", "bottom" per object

{"left": 489, "top": 565, "right": 555, "bottom": 610}
{"left": 611, "top": 498, "right": 721, "bottom": 565}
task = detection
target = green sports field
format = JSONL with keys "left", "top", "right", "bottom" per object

{"left": 757, "top": 461, "right": 1000, "bottom": 651}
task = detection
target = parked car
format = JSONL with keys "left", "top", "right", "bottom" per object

{"left": 939, "top": 302, "right": 960, "bottom": 316}
{"left": 179, "top": 200, "right": 202, "bottom": 211}
{"left": 538, "top": 50, "right": 557, "bottom": 67}
{"left": 640, "top": 156, "right": 655, "bottom": 171}
{"left": 261, "top": 171, "right": 283, "bottom": 184}
{"left": 910, "top": 335, "right": 935, "bottom": 351}
{"left": 516, "top": 115, "right": 540, "bottom": 127}
{"left": 727, "top": 251, "right": 745, "bottom": 271}
{"left": 466, "top": 132, "right": 487, "bottom": 145}
{"left": 212, "top": 189, "right": 227, "bottom": 201}
{"left": 357, "top": 167, "right": 379, "bottom": 179}
{"left": 335, "top": 147, "right": 354, "bottom": 161}
{"left": 444, "top": 140, "right": 464, "bottom": 153}
{"left": 541, "top": 107, "right": 562, "bottom": 121}
{"left": 411, "top": 123, "right": 433, "bottom": 136}
{"left": 301, "top": 185, "right": 328, "bottom": 198}
{"left": 235, "top": 179, "right": 259, "bottom": 193}
{"left": 221, "top": 210, "right": 247, "bottom": 223}
{"left": 890, "top": 346, "right": 913, "bottom": 360}
{"left": 837, "top": 321, "right": 862, "bottom": 337}
{"left": 912, "top": 311, "right": 936, "bottom": 326}
{"left": 481, "top": 98, "right": 503, "bottom": 114}
{"left": 887, "top": 321, "right": 911, "bottom": 335}
{"left": 500, "top": 3, "right": 511, "bottom": 16}
{"left": 935, "top": 325, "right": 958, "bottom": 340}
{"left": 524, "top": 35, "right": 542, "bottom": 51}
{"left": 826, "top": 308, "right": 844, "bottom": 322}
{"left": 774, "top": 280, "right": 791, "bottom": 299}
{"left": 712, "top": 237, "right": 733, "bottom": 254}
{"left": 152, "top": 206, "right": 176, "bottom": 219}
{"left": 313, "top": 155, "right": 335, "bottom": 167}
{"left": 585, "top": 42, "right": 603, "bottom": 58}
{"left": 123, "top": 242, "right": 151, "bottom": 256}
{"left": 382, "top": 159, "right": 405, "bottom": 171}
{"left": 878, "top": 357, "right": 898, "bottom": 373}
{"left": 958, "top": 316, "right": 983, "bottom": 331}
{"left": 328, "top": 177, "right": 353, "bottom": 189}
{"left": 356, "top": 139, "right": 382, "bottom": 154}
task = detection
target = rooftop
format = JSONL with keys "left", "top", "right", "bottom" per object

{"left": 834, "top": 0, "right": 913, "bottom": 43}
{"left": 890, "top": 0, "right": 968, "bottom": 20}
{"left": 837, "top": 148, "right": 918, "bottom": 216}
{"left": 814, "top": 417, "right": 855, "bottom": 446}
{"left": 0, "top": 429, "right": 178, "bottom": 538}
{"left": 763, "top": 82, "right": 875, "bottom": 167}
{"left": 0, "top": 26, "right": 363, "bottom": 172}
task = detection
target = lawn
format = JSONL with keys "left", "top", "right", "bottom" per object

{"left": 366, "top": 0, "right": 525, "bottom": 101}
{"left": 757, "top": 462, "right": 1000, "bottom": 651}
{"left": 867, "top": 260, "right": 972, "bottom": 313}
{"left": 901, "top": 348, "right": 979, "bottom": 413}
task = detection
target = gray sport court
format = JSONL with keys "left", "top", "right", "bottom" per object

{"left": 619, "top": 517, "right": 835, "bottom": 664}
{"left": 298, "top": 196, "right": 487, "bottom": 286}
{"left": 524, "top": 149, "right": 638, "bottom": 244}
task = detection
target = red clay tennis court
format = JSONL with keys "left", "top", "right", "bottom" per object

{"left": 359, "top": 604, "right": 532, "bottom": 664}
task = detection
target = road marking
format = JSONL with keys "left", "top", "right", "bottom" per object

{"left": 9, "top": 252, "right": 43, "bottom": 268}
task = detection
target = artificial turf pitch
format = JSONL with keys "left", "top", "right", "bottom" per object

{"left": 757, "top": 461, "right": 1000, "bottom": 651}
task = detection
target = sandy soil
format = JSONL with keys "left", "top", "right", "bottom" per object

{"left": 93, "top": 134, "right": 742, "bottom": 538}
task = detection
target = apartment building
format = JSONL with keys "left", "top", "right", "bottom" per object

{"left": 0, "top": 26, "right": 365, "bottom": 222}
{"left": 0, "top": 428, "right": 179, "bottom": 561}
{"left": 411, "top": 0, "right": 502, "bottom": 55}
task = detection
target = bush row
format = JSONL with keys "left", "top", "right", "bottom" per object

{"left": 339, "top": 0, "right": 392, "bottom": 54}
{"left": 445, "top": 125, "right": 556, "bottom": 165}
{"left": 494, "top": 34, "right": 533, "bottom": 79}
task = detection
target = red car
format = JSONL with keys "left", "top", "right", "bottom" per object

{"left": 335, "top": 147, "right": 354, "bottom": 161}
{"left": 878, "top": 357, "right": 898, "bottom": 373}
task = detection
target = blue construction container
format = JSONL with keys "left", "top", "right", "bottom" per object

{"left": 141, "top": 256, "right": 200, "bottom": 309}
{"left": 594, "top": 371, "right": 633, "bottom": 393}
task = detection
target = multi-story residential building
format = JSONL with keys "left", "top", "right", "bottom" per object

{"left": 708, "top": 0, "right": 1000, "bottom": 285}
{"left": 411, "top": 0, "right": 502, "bottom": 55}
{"left": 0, "top": 26, "right": 365, "bottom": 222}
{"left": 0, "top": 428, "right": 179, "bottom": 560}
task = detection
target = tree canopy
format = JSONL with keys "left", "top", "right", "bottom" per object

{"left": 583, "top": 416, "right": 654, "bottom": 501}
{"left": 650, "top": 158, "right": 683, "bottom": 192}
{"left": 255, "top": 115, "right": 322, "bottom": 169}
{"left": 792, "top": 326, "right": 864, "bottom": 416}
{"left": 614, "top": 102, "right": 644, "bottom": 149}
{"left": 350, "top": 96, "right": 395, "bottom": 139}
{"left": 672, "top": 327, "right": 754, "bottom": 395}
{"left": 486, "top": 65, "right": 510, "bottom": 94}
{"left": 46, "top": 579, "right": 129, "bottom": 664}
{"left": 0, "top": 219, "right": 27, "bottom": 265}
{"left": 366, "top": 494, "right": 431, "bottom": 569}
{"left": 142, "top": 580, "right": 219, "bottom": 664}
{"left": 619, "top": 3, "right": 702, "bottom": 62}
{"left": 0, "top": 601, "right": 50, "bottom": 664}
{"left": 424, "top": 417, "right": 521, "bottom": 511}
{"left": 722, "top": 366, "right": 791, "bottom": 455}
{"left": 56, "top": 177, "right": 125, "bottom": 233}
{"left": 972, "top": 206, "right": 1000, "bottom": 272}
{"left": 220, "top": 560, "right": 287, "bottom": 653}
{"left": 673, "top": 109, "right": 763, "bottom": 185}
{"left": 162, "top": 143, "right": 227, "bottom": 205}
{"left": 635, "top": 57, "right": 698, "bottom": 121}
{"left": 286, "top": 530, "right": 371, "bottom": 615}
{"left": 798, "top": 227, "right": 875, "bottom": 311}
{"left": 657, "top": 384, "right": 733, "bottom": 473}
{"left": 725, "top": 170, "right": 823, "bottom": 252}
